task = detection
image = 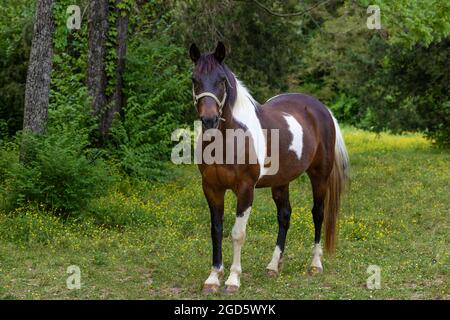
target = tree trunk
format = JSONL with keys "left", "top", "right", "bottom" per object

{"left": 102, "top": 6, "right": 128, "bottom": 134}
{"left": 87, "top": 0, "right": 109, "bottom": 135}
{"left": 22, "top": 0, "right": 54, "bottom": 134}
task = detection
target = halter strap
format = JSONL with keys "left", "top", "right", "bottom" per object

{"left": 192, "top": 87, "right": 227, "bottom": 122}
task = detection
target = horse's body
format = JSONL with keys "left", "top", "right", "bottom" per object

{"left": 190, "top": 43, "right": 349, "bottom": 294}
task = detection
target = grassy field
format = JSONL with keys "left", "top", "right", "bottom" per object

{"left": 0, "top": 128, "right": 448, "bottom": 300}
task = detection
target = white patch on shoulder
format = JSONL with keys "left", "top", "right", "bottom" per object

{"left": 231, "top": 77, "right": 267, "bottom": 178}
{"left": 283, "top": 113, "right": 303, "bottom": 159}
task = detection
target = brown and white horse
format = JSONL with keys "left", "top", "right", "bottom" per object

{"left": 190, "top": 42, "right": 349, "bottom": 294}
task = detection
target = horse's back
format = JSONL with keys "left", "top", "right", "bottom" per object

{"left": 261, "top": 92, "right": 334, "bottom": 139}
{"left": 263, "top": 93, "right": 330, "bottom": 118}
{"left": 255, "top": 92, "right": 336, "bottom": 187}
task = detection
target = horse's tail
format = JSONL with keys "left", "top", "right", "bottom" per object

{"left": 324, "top": 116, "right": 350, "bottom": 253}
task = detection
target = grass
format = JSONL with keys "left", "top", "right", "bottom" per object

{"left": 0, "top": 127, "right": 448, "bottom": 299}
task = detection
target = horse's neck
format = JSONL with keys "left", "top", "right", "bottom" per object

{"left": 220, "top": 105, "right": 236, "bottom": 130}
{"left": 221, "top": 76, "right": 261, "bottom": 131}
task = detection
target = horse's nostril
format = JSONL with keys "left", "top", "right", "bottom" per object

{"left": 201, "top": 116, "right": 218, "bottom": 129}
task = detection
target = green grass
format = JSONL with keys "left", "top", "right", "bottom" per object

{"left": 0, "top": 128, "right": 448, "bottom": 299}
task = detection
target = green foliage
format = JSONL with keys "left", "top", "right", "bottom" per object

{"left": 109, "top": 36, "right": 192, "bottom": 178}
{"left": 0, "top": 0, "right": 33, "bottom": 136}
{"left": 0, "top": 129, "right": 113, "bottom": 214}
{"left": 366, "top": 0, "right": 450, "bottom": 47}
{"left": 0, "top": 0, "right": 448, "bottom": 216}
{"left": 0, "top": 130, "right": 448, "bottom": 299}
{"left": 84, "top": 191, "right": 153, "bottom": 227}
{"left": 329, "top": 93, "right": 359, "bottom": 126}
{"left": 10, "top": 60, "right": 110, "bottom": 215}
{"left": 106, "top": 0, "right": 119, "bottom": 96}
{"left": 0, "top": 207, "right": 66, "bottom": 244}
{"left": 173, "top": 0, "right": 304, "bottom": 101}
{"left": 1, "top": 83, "right": 113, "bottom": 214}
{"left": 298, "top": 1, "right": 450, "bottom": 147}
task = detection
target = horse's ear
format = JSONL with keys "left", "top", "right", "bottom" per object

{"left": 214, "top": 41, "right": 226, "bottom": 63}
{"left": 189, "top": 43, "right": 200, "bottom": 63}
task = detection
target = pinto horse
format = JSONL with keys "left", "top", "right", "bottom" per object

{"left": 190, "top": 42, "right": 349, "bottom": 294}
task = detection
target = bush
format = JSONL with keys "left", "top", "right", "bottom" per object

{"left": 0, "top": 127, "right": 114, "bottom": 215}
{"left": 109, "top": 36, "right": 193, "bottom": 179}
{"left": 329, "top": 93, "right": 360, "bottom": 126}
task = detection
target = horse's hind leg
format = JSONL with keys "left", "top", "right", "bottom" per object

{"left": 266, "top": 184, "right": 291, "bottom": 276}
{"left": 307, "top": 170, "right": 328, "bottom": 275}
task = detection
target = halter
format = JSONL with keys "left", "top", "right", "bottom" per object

{"left": 192, "top": 86, "right": 227, "bottom": 122}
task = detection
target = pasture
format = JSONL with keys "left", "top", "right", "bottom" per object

{"left": 0, "top": 127, "right": 448, "bottom": 299}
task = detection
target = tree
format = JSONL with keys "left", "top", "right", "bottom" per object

{"left": 87, "top": 0, "right": 109, "bottom": 139}
{"left": 22, "top": 0, "right": 55, "bottom": 134}
{"left": 102, "top": 1, "right": 129, "bottom": 135}
{"left": 87, "top": 0, "right": 129, "bottom": 142}
{"left": 173, "top": 0, "right": 305, "bottom": 101}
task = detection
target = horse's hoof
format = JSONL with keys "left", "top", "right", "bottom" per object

{"left": 308, "top": 266, "right": 323, "bottom": 275}
{"left": 266, "top": 269, "right": 278, "bottom": 277}
{"left": 224, "top": 285, "right": 239, "bottom": 294}
{"left": 203, "top": 284, "right": 220, "bottom": 294}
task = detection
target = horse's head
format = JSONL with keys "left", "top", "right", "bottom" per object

{"left": 189, "top": 42, "right": 229, "bottom": 129}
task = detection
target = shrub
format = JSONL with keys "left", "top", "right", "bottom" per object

{"left": 0, "top": 128, "right": 114, "bottom": 215}
{"left": 109, "top": 36, "right": 193, "bottom": 179}
{"left": 329, "top": 93, "right": 360, "bottom": 126}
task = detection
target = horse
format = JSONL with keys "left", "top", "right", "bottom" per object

{"left": 189, "top": 42, "right": 349, "bottom": 294}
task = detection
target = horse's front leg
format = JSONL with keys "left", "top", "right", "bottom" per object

{"left": 202, "top": 182, "right": 225, "bottom": 293}
{"left": 225, "top": 182, "right": 254, "bottom": 294}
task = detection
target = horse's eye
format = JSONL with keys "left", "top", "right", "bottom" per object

{"left": 217, "top": 79, "right": 226, "bottom": 87}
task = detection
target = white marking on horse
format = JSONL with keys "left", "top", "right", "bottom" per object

{"left": 329, "top": 112, "right": 349, "bottom": 176}
{"left": 283, "top": 113, "right": 303, "bottom": 159}
{"left": 311, "top": 243, "right": 323, "bottom": 270}
{"left": 231, "top": 78, "right": 267, "bottom": 178}
{"left": 266, "top": 245, "right": 282, "bottom": 272}
{"left": 225, "top": 207, "right": 251, "bottom": 288}
{"left": 204, "top": 265, "right": 224, "bottom": 286}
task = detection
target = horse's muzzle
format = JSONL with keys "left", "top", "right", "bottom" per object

{"left": 200, "top": 116, "right": 219, "bottom": 129}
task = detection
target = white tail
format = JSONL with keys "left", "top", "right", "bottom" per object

{"left": 323, "top": 114, "right": 350, "bottom": 252}
{"left": 331, "top": 116, "right": 350, "bottom": 180}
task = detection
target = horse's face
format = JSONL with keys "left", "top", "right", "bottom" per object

{"left": 189, "top": 42, "right": 227, "bottom": 129}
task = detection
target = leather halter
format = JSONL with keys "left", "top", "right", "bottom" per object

{"left": 192, "top": 86, "right": 227, "bottom": 122}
